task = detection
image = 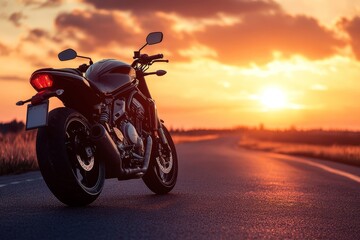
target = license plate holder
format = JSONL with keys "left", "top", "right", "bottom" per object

{"left": 26, "top": 100, "right": 49, "bottom": 130}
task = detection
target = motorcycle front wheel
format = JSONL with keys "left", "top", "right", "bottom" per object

{"left": 36, "top": 107, "right": 105, "bottom": 206}
{"left": 142, "top": 125, "right": 178, "bottom": 194}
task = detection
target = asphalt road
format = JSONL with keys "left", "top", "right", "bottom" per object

{"left": 1, "top": 135, "right": 360, "bottom": 239}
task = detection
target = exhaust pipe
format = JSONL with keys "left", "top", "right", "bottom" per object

{"left": 91, "top": 124, "right": 152, "bottom": 178}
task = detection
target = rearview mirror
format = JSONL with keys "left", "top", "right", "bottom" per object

{"left": 146, "top": 32, "right": 163, "bottom": 45}
{"left": 58, "top": 48, "right": 77, "bottom": 61}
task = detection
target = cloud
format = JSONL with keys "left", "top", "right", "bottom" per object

{"left": 54, "top": 10, "right": 136, "bottom": 52}
{"left": 53, "top": 9, "right": 194, "bottom": 61}
{"left": 21, "top": 28, "right": 62, "bottom": 47}
{"left": 9, "top": 12, "right": 26, "bottom": 27}
{"left": 339, "top": 16, "right": 360, "bottom": 60}
{"left": 26, "top": 28, "right": 50, "bottom": 40}
{"left": 7, "top": 27, "right": 64, "bottom": 69}
{"left": 81, "top": 0, "right": 280, "bottom": 18}
{"left": 18, "top": 0, "right": 41, "bottom": 6}
{"left": 39, "top": 0, "right": 62, "bottom": 8}
{"left": 75, "top": 0, "right": 345, "bottom": 65}
{"left": 194, "top": 13, "right": 345, "bottom": 65}
{"left": 48, "top": 1, "right": 347, "bottom": 66}
{"left": 0, "top": 75, "right": 25, "bottom": 82}
{"left": 0, "top": 42, "right": 10, "bottom": 55}
{"left": 18, "top": 0, "right": 62, "bottom": 8}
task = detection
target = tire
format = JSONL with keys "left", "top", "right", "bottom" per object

{"left": 36, "top": 107, "right": 105, "bottom": 206}
{"left": 142, "top": 125, "right": 178, "bottom": 194}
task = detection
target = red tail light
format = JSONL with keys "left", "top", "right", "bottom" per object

{"left": 30, "top": 73, "right": 53, "bottom": 91}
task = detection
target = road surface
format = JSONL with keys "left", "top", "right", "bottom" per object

{"left": 1, "top": 135, "right": 360, "bottom": 239}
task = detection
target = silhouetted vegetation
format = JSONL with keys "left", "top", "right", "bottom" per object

{"left": 2, "top": 121, "right": 360, "bottom": 175}
{"left": 237, "top": 126, "right": 360, "bottom": 167}
{"left": 171, "top": 126, "right": 360, "bottom": 146}
{"left": 171, "top": 126, "right": 360, "bottom": 167}
{"left": 0, "top": 128, "right": 37, "bottom": 175}
{"left": 0, "top": 120, "right": 24, "bottom": 134}
{"left": 241, "top": 128, "right": 360, "bottom": 146}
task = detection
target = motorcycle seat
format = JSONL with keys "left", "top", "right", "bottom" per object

{"left": 58, "top": 68, "right": 83, "bottom": 76}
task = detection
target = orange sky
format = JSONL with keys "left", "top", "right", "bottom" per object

{"left": 1, "top": 0, "right": 360, "bottom": 129}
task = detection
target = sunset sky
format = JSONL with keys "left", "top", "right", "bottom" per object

{"left": 2, "top": 0, "right": 360, "bottom": 129}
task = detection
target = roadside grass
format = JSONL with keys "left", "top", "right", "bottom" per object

{"left": 0, "top": 130, "right": 37, "bottom": 175}
{"left": 239, "top": 136, "right": 360, "bottom": 167}
{"left": 3, "top": 126, "right": 360, "bottom": 175}
{"left": 0, "top": 130, "right": 218, "bottom": 175}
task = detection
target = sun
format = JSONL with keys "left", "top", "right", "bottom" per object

{"left": 259, "top": 86, "right": 287, "bottom": 110}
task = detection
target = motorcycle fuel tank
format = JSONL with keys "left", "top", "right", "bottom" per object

{"left": 85, "top": 59, "right": 136, "bottom": 95}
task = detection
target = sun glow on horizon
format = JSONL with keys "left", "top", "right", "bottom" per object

{"left": 259, "top": 87, "right": 288, "bottom": 110}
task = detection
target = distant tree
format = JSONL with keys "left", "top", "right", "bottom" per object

{"left": 0, "top": 120, "right": 25, "bottom": 134}
{"left": 290, "top": 125, "right": 297, "bottom": 131}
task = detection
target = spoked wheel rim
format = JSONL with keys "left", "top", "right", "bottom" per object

{"left": 65, "top": 118, "right": 100, "bottom": 190}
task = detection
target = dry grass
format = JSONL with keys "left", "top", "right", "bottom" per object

{"left": 0, "top": 130, "right": 219, "bottom": 175}
{"left": 239, "top": 136, "right": 360, "bottom": 167}
{"left": 5, "top": 127, "right": 360, "bottom": 175}
{"left": 0, "top": 130, "right": 38, "bottom": 175}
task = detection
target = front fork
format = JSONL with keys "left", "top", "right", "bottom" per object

{"left": 147, "top": 98, "right": 171, "bottom": 154}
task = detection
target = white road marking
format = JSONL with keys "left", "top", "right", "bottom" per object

{"left": 0, "top": 177, "right": 43, "bottom": 188}
{"left": 276, "top": 155, "right": 360, "bottom": 184}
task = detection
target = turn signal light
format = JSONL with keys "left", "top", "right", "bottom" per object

{"left": 30, "top": 73, "right": 53, "bottom": 91}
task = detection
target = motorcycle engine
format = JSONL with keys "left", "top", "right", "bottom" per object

{"left": 112, "top": 98, "right": 145, "bottom": 159}
{"left": 121, "top": 121, "right": 144, "bottom": 156}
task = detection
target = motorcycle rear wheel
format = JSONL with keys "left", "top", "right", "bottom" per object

{"left": 142, "top": 125, "right": 178, "bottom": 194}
{"left": 36, "top": 107, "right": 105, "bottom": 206}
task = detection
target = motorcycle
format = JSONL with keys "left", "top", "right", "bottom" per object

{"left": 17, "top": 32, "right": 178, "bottom": 206}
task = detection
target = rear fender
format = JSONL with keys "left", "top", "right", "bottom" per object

{"left": 31, "top": 68, "right": 101, "bottom": 117}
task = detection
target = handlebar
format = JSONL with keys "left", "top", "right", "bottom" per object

{"left": 147, "top": 53, "right": 163, "bottom": 61}
{"left": 139, "top": 53, "right": 163, "bottom": 64}
{"left": 131, "top": 53, "right": 168, "bottom": 69}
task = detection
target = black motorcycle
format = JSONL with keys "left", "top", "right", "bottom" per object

{"left": 17, "top": 32, "right": 178, "bottom": 206}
